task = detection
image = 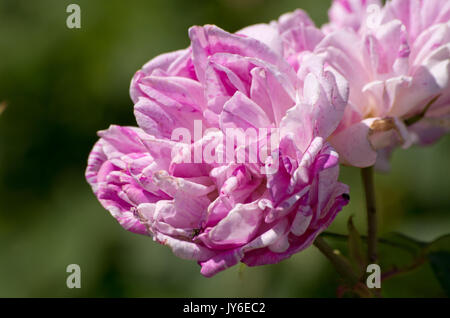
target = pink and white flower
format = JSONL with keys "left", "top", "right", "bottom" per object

{"left": 316, "top": 0, "right": 450, "bottom": 167}
{"left": 87, "top": 23, "right": 351, "bottom": 277}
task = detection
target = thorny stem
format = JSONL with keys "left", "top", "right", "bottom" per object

{"left": 381, "top": 257, "right": 427, "bottom": 282}
{"left": 361, "top": 166, "right": 378, "bottom": 264}
{"left": 314, "top": 236, "right": 359, "bottom": 286}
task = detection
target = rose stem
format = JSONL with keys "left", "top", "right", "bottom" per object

{"left": 314, "top": 236, "right": 359, "bottom": 285}
{"left": 361, "top": 166, "right": 377, "bottom": 263}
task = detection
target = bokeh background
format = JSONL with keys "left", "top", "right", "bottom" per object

{"left": 0, "top": 0, "right": 449, "bottom": 297}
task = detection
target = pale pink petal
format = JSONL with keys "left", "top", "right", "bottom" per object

{"left": 327, "top": 0, "right": 382, "bottom": 33}
{"left": 220, "top": 91, "right": 271, "bottom": 130}
{"left": 189, "top": 25, "right": 293, "bottom": 84}
{"left": 329, "top": 119, "right": 378, "bottom": 167}
{"left": 203, "top": 201, "right": 264, "bottom": 248}
{"left": 200, "top": 248, "right": 243, "bottom": 277}
{"left": 237, "top": 23, "right": 283, "bottom": 56}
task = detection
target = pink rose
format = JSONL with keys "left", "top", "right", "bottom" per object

{"left": 87, "top": 23, "right": 350, "bottom": 277}
{"left": 314, "top": 0, "right": 450, "bottom": 167}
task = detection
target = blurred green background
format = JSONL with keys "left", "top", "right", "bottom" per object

{"left": 0, "top": 0, "right": 449, "bottom": 297}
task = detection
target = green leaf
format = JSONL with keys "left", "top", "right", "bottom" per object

{"left": 425, "top": 234, "right": 450, "bottom": 253}
{"left": 347, "top": 216, "right": 366, "bottom": 276}
{"left": 321, "top": 231, "right": 428, "bottom": 277}
{"left": 381, "top": 232, "right": 426, "bottom": 254}
{"left": 425, "top": 234, "right": 450, "bottom": 296}
{"left": 321, "top": 230, "right": 450, "bottom": 293}
{"left": 428, "top": 251, "right": 450, "bottom": 296}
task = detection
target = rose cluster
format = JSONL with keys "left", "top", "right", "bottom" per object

{"left": 86, "top": 0, "right": 449, "bottom": 277}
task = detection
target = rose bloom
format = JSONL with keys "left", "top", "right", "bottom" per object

{"left": 250, "top": 1, "right": 450, "bottom": 168}
{"left": 316, "top": 0, "right": 450, "bottom": 168}
{"left": 87, "top": 24, "right": 350, "bottom": 276}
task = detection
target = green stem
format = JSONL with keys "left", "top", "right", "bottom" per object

{"left": 361, "top": 166, "right": 378, "bottom": 263}
{"left": 314, "top": 236, "right": 359, "bottom": 285}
